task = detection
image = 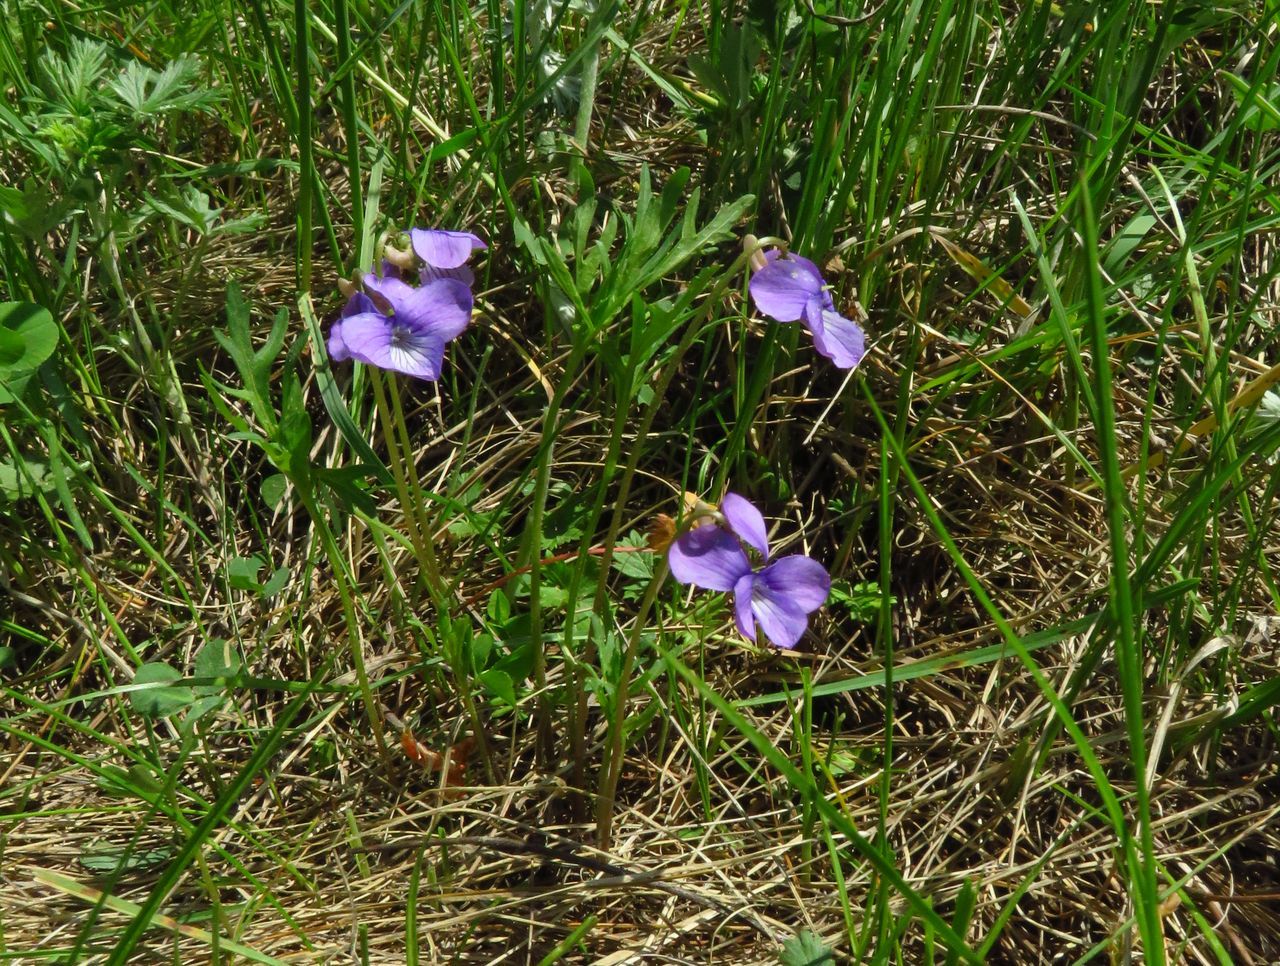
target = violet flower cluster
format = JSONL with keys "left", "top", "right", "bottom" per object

{"left": 748, "top": 249, "right": 866, "bottom": 370}
{"left": 324, "top": 227, "right": 855, "bottom": 650}
{"left": 668, "top": 493, "right": 830, "bottom": 650}
{"left": 328, "top": 229, "right": 486, "bottom": 381}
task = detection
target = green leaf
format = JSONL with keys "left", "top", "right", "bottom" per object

{"left": 779, "top": 930, "right": 835, "bottom": 966}
{"left": 260, "top": 473, "right": 288, "bottom": 511}
{"left": 0, "top": 456, "right": 53, "bottom": 501}
{"left": 109, "top": 55, "right": 220, "bottom": 117}
{"left": 0, "top": 184, "right": 32, "bottom": 223}
{"left": 80, "top": 843, "right": 175, "bottom": 875}
{"left": 278, "top": 405, "right": 313, "bottom": 478}
{"left": 182, "top": 694, "right": 228, "bottom": 733}
{"left": 97, "top": 763, "right": 164, "bottom": 799}
{"left": 0, "top": 301, "right": 59, "bottom": 403}
{"left": 0, "top": 646, "right": 14, "bottom": 670}
{"left": 130, "top": 662, "right": 195, "bottom": 718}
{"left": 469, "top": 632, "right": 494, "bottom": 670}
{"left": 478, "top": 668, "right": 516, "bottom": 709}
{"left": 0, "top": 327, "right": 23, "bottom": 366}
{"left": 143, "top": 185, "right": 220, "bottom": 234}
{"left": 260, "top": 565, "right": 289, "bottom": 598}
{"left": 610, "top": 541, "right": 655, "bottom": 580}
{"left": 193, "top": 639, "right": 240, "bottom": 695}
{"left": 227, "top": 555, "right": 264, "bottom": 591}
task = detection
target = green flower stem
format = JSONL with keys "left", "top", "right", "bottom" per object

{"left": 367, "top": 368, "right": 444, "bottom": 606}
{"left": 575, "top": 237, "right": 784, "bottom": 772}
{"left": 522, "top": 337, "right": 594, "bottom": 762}
{"left": 589, "top": 236, "right": 786, "bottom": 844}
{"left": 294, "top": 0, "right": 313, "bottom": 295}
{"left": 365, "top": 372, "right": 495, "bottom": 773}
{"left": 298, "top": 487, "right": 390, "bottom": 767}
{"left": 595, "top": 554, "right": 668, "bottom": 849}
{"left": 387, "top": 372, "right": 448, "bottom": 600}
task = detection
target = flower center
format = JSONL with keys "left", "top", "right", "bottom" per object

{"left": 389, "top": 325, "right": 415, "bottom": 350}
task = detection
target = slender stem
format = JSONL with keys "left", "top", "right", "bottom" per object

{"left": 300, "top": 489, "right": 390, "bottom": 766}
{"left": 386, "top": 374, "right": 445, "bottom": 600}
{"left": 575, "top": 237, "right": 784, "bottom": 805}
{"left": 595, "top": 556, "right": 669, "bottom": 850}
{"left": 368, "top": 369, "right": 443, "bottom": 603}
{"left": 1079, "top": 183, "right": 1162, "bottom": 962}
{"left": 523, "top": 338, "right": 593, "bottom": 762}
{"left": 333, "top": 0, "right": 363, "bottom": 253}
{"left": 294, "top": 0, "right": 313, "bottom": 294}
{"left": 440, "top": 615, "right": 498, "bottom": 785}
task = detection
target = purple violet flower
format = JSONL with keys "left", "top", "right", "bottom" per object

{"left": 748, "top": 249, "right": 866, "bottom": 370}
{"left": 328, "top": 275, "right": 472, "bottom": 381}
{"left": 668, "top": 492, "right": 830, "bottom": 650}
{"left": 411, "top": 228, "right": 487, "bottom": 286}
{"left": 409, "top": 229, "right": 487, "bottom": 270}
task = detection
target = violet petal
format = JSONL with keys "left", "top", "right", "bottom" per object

{"left": 335, "top": 311, "right": 394, "bottom": 365}
{"left": 668, "top": 525, "right": 752, "bottom": 592}
{"left": 720, "top": 492, "right": 770, "bottom": 560}
{"left": 748, "top": 587, "right": 811, "bottom": 650}
{"left": 733, "top": 572, "right": 757, "bottom": 641}
{"left": 810, "top": 307, "right": 867, "bottom": 370}
{"left": 327, "top": 319, "right": 351, "bottom": 361}
{"left": 394, "top": 278, "right": 474, "bottom": 342}
{"left": 409, "top": 228, "right": 487, "bottom": 269}
{"left": 748, "top": 258, "right": 824, "bottom": 322}
{"left": 754, "top": 555, "right": 831, "bottom": 613}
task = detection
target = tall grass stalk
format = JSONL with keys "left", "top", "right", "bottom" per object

{"left": 1078, "top": 182, "right": 1162, "bottom": 961}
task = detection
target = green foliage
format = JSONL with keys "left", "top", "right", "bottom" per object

{"left": 827, "top": 581, "right": 887, "bottom": 624}
{"left": 226, "top": 555, "right": 290, "bottom": 598}
{"left": 2, "top": 1, "right": 1279, "bottom": 963}
{"left": 779, "top": 930, "right": 835, "bottom": 966}
{"left": 0, "top": 302, "right": 58, "bottom": 403}
{"left": 205, "top": 283, "right": 375, "bottom": 514}
{"left": 108, "top": 55, "right": 213, "bottom": 117}
{"left": 514, "top": 165, "right": 754, "bottom": 338}
{"left": 129, "top": 662, "right": 194, "bottom": 718}
{"left": 3, "top": 36, "right": 221, "bottom": 255}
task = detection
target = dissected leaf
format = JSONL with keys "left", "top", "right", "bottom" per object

{"left": 779, "top": 929, "right": 835, "bottom": 965}
{"left": 109, "top": 55, "right": 219, "bottom": 117}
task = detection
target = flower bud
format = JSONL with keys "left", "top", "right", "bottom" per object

{"left": 383, "top": 241, "right": 417, "bottom": 271}
{"left": 743, "top": 234, "right": 768, "bottom": 273}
